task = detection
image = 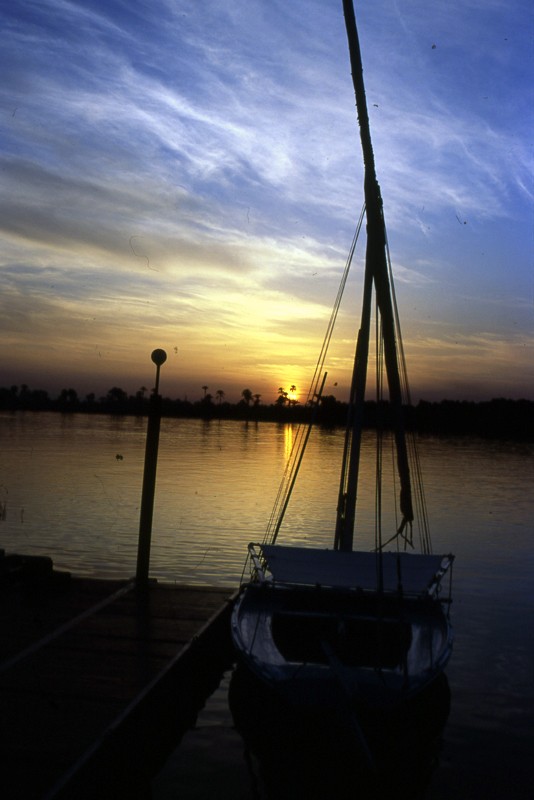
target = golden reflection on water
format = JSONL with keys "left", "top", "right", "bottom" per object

{"left": 284, "top": 422, "right": 294, "bottom": 462}
{"left": 2, "top": 412, "right": 533, "bottom": 798}
{"left": 0, "top": 412, "right": 532, "bottom": 594}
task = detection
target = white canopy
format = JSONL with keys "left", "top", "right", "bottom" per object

{"left": 257, "top": 544, "right": 452, "bottom": 596}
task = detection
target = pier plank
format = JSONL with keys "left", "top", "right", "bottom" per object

{"left": 0, "top": 574, "right": 235, "bottom": 799}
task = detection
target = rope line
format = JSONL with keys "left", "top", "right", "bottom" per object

{"left": 263, "top": 208, "right": 365, "bottom": 545}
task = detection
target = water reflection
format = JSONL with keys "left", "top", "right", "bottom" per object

{"left": 3, "top": 413, "right": 532, "bottom": 796}
{"left": 229, "top": 666, "right": 451, "bottom": 800}
{"left": 284, "top": 424, "right": 294, "bottom": 462}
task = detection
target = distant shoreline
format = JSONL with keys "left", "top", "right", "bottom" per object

{"left": 1, "top": 387, "right": 532, "bottom": 442}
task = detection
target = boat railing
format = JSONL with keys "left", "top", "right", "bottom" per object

{"left": 247, "top": 542, "right": 268, "bottom": 583}
{"left": 426, "top": 554, "right": 455, "bottom": 599}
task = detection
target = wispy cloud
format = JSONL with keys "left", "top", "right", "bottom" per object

{"left": 0, "top": 0, "right": 531, "bottom": 400}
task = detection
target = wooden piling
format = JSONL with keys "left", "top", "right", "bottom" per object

{"left": 136, "top": 349, "right": 167, "bottom": 587}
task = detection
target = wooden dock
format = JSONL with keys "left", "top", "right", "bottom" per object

{"left": 0, "top": 556, "right": 236, "bottom": 799}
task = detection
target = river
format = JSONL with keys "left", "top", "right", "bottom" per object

{"left": 1, "top": 412, "right": 533, "bottom": 798}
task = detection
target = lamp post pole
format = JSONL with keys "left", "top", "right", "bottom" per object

{"left": 136, "top": 349, "right": 167, "bottom": 587}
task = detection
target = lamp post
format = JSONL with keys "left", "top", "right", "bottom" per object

{"left": 136, "top": 349, "right": 167, "bottom": 587}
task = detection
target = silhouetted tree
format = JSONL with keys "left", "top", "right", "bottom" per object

{"left": 58, "top": 389, "right": 79, "bottom": 411}
{"left": 29, "top": 389, "right": 50, "bottom": 409}
{"left": 1, "top": 377, "right": 532, "bottom": 439}
{"left": 277, "top": 387, "right": 288, "bottom": 405}
{"left": 288, "top": 385, "right": 299, "bottom": 406}
{"left": 105, "top": 387, "right": 128, "bottom": 409}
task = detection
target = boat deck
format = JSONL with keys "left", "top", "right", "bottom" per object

{"left": 0, "top": 560, "right": 235, "bottom": 799}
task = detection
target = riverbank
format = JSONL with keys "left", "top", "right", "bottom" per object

{"left": 1, "top": 395, "right": 533, "bottom": 440}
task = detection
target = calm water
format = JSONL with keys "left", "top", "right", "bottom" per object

{"left": 1, "top": 412, "right": 533, "bottom": 798}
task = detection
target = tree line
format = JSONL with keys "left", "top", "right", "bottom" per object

{"left": 0, "top": 384, "right": 532, "bottom": 441}
{"left": 0, "top": 383, "right": 287, "bottom": 413}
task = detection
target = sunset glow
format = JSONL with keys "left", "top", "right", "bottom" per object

{"left": 287, "top": 389, "right": 299, "bottom": 404}
{"left": 1, "top": 1, "right": 532, "bottom": 403}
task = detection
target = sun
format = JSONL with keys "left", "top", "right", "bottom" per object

{"left": 287, "top": 386, "right": 298, "bottom": 404}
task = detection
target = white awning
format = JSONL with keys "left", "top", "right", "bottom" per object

{"left": 257, "top": 544, "right": 452, "bottom": 596}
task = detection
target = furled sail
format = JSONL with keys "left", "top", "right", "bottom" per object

{"left": 335, "top": 0, "right": 413, "bottom": 553}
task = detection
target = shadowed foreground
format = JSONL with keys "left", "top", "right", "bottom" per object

{"left": 0, "top": 557, "right": 234, "bottom": 799}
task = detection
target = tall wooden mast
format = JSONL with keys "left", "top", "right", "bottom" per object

{"left": 335, "top": 0, "right": 413, "bottom": 552}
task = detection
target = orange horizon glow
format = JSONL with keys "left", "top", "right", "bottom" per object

{"left": 1, "top": 2, "right": 532, "bottom": 407}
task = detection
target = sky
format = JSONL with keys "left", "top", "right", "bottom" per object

{"left": 1, "top": 0, "right": 532, "bottom": 404}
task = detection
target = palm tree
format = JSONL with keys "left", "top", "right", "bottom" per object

{"left": 58, "top": 388, "right": 79, "bottom": 411}
{"left": 277, "top": 387, "right": 288, "bottom": 405}
{"left": 216, "top": 389, "right": 225, "bottom": 404}
{"left": 253, "top": 393, "right": 261, "bottom": 406}
{"left": 202, "top": 385, "right": 208, "bottom": 398}
{"left": 105, "top": 387, "right": 128, "bottom": 408}
{"left": 241, "top": 388, "right": 253, "bottom": 406}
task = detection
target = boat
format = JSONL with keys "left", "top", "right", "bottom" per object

{"left": 231, "top": 0, "right": 454, "bottom": 715}
{"left": 229, "top": 664, "right": 451, "bottom": 798}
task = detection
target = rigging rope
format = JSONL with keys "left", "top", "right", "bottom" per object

{"left": 384, "top": 232, "right": 432, "bottom": 554}
{"left": 263, "top": 207, "right": 366, "bottom": 545}
{"left": 306, "top": 203, "right": 366, "bottom": 406}
{"left": 375, "top": 303, "right": 383, "bottom": 554}
{"left": 261, "top": 204, "right": 432, "bottom": 558}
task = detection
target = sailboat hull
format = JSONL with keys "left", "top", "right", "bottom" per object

{"left": 231, "top": 571, "right": 453, "bottom": 710}
{"left": 229, "top": 663, "right": 451, "bottom": 799}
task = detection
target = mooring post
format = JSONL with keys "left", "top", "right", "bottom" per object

{"left": 136, "top": 348, "right": 167, "bottom": 587}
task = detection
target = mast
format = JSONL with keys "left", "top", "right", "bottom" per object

{"left": 335, "top": 0, "right": 413, "bottom": 552}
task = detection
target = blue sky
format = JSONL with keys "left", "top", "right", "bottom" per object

{"left": 1, "top": 0, "right": 532, "bottom": 402}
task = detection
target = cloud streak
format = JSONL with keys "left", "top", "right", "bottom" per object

{"left": 0, "top": 0, "right": 532, "bottom": 401}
